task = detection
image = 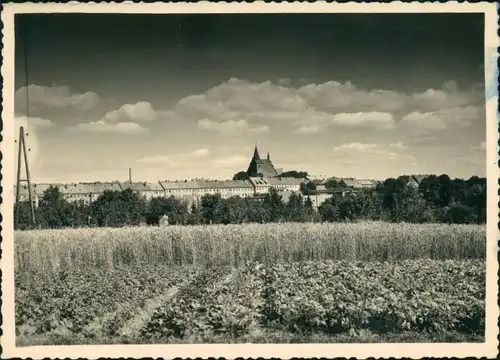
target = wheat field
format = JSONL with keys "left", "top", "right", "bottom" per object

{"left": 15, "top": 221, "right": 486, "bottom": 279}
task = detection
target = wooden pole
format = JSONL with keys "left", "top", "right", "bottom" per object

{"left": 21, "top": 128, "right": 36, "bottom": 224}
{"left": 14, "top": 127, "right": 23, "bottom": 229}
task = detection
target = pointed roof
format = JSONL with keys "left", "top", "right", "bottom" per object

{"left": 253, "top": 142, "right": 261, "bottom": 161}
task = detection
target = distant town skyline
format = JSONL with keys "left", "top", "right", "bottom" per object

{"left": 14, "top": 13, "right": 486, "bottom": 183}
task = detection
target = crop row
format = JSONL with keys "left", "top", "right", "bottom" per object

{"left": 15, "top": 265, "right": 199, "bottom": 338}
{"left": 141, "top": 263, "right": 265, "bottom": 340}
{"left": 260, "top": 260, "right": 485, "bottom": 335}
{"left": 16, "top": 259, "right": 485, "bottom": 344}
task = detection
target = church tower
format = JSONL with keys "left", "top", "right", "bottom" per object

{"left": 246, "top": 142, "right": 279, "bottom": 177}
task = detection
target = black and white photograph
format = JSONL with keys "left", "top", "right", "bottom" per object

{"left": 1, "top": 2, "right": 498, "bottom": 359}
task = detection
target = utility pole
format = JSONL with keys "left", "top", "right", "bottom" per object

{"left": 15, "top": 126, "right": 36, "bottom": 229}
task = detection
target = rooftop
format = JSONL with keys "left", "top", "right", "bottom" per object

{"left": 160, "top": 179, "right": 253, "bottom": 190}
{"left": 120, "top": 181, "right": 164, "bottom": 191}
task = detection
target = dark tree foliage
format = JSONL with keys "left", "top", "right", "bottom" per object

{"left": 35, "top": 186, "right": 90, "bottom": 229}
{"left": 14, "top": 201, "right": 37, "bottom": 230}
{"left": 149, "top": 196, "right": 189, "bottom": 225}
{"left": 200, "top": 194, "right": 224, "bottom": 224}
{"left": 263, "top": 187, "right": 285, "bottom": 222}
{"left": 232, "top": 171, "right": 250, "bottom": 181}
{"left": 324, "top": 179, "right": 341, "bottom": 189}
{"left": 276, "top": 170, "right": 309, "bottom": 178}
{"left": 16, "top": 174, "right": 486, "bottom": 230}
{"left": 89, "top": 188, "right": 146, "bottom": 227}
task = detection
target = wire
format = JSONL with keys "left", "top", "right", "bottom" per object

{"left": 23, "top": 19, "right": 31, "bottom": 142}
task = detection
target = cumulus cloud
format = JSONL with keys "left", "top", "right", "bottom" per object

{"left": 102, "top": 101, "right": 163, "bottom": 123}
{"left": 389, "top": 142, "right": 405, "bottom": 149}
{"left": 293, "top": 124, "right": 320, "bottom": 134}
{"left": 213, "top": 155, "right": 249, "bottom": 168}
{"left": 74, "top": 101, "right": 169, "bottom": 135}
{"left": 388, "top": 152, "right": 417, "bottom": 162}
{"left": 65, "top": 78, "right": 482, "bottom": 141}
{"left": 331, "top": 112, "right": 395, "bottom": 129}
{"left": 192, "top": 148, "right": 210, "bottom": 156}
{"left": 15, "top": 116, "right": 54, "bottom": 129}
{"left": 15, "top": 84, "right": 99, "bottom": 113}
{"left": 400, "top": 111, "right": 447, "bottom": 130}
{"left": 332, "top": 142, "right": 418, "bottom": 167}
{"left": 164, "top": 78, "right": 480, "bottom": 137}
{"left": 197, "top": 119, "right": 269, "bottom": 134}
{"left": 136, "top": 151, "right": 248, "bottom": 174}
{"left": 76, "top": 121, "right": 148, "bottom": 134}
{"left": 411, "top": 85, "right": 474, "bottom": 111}
{"left": 333, "top": 143, "right": 378, "bottom": 151}
{"left": 136, "top": 149, "right": 210, "bottom": 166}
{"left": 136, "top": 155, "right": 171, "bottom": 164}
{"left": 401, "top": 106, "right": 482, "bottom": 131}
{"left": 298, "top": 81, "right": 410, "bottom": 113}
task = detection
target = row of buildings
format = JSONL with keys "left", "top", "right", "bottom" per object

{"left": 13, "top": 143, "right": 428, "bottom": 209}
{"left": 13, "top": 174, "right": 394, "bottom": 209}
{"left": 13, "top": 177, "right": 307, "bottom": 208}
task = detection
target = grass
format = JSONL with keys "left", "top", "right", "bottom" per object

{"left": 15, "top": 221, "right": 486, "bottom": 279}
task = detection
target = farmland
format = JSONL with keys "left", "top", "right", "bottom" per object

{"left": 14, "top": 222, "right": 486, "bottom": 345}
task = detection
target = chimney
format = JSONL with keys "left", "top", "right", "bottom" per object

{"left": 129, "top": 168, "right": 132, "bottom": 183}
{"left": 267, "top": 152, "right": 270, "bottom": 161}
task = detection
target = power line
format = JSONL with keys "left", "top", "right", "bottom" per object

{"left": 24, "top": 20, "right": 31, "bottom": 133}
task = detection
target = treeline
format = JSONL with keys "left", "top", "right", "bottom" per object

{"left": 320, "top": 175, "right": 486, "bottom": 224}
{"left": 15, "top": 174, "right": 486, "bottom": 230}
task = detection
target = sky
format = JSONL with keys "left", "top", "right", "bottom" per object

{"left": 13, "top": 13, "right": 487, "bottom": 183}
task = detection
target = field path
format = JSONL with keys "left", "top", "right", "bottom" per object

{"left": 117, "top": 285, "right": 181, "bottom": 339}
{"left": 81, "top": 305, "right": 127, "bottom": 339}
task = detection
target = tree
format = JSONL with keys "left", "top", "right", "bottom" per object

{"left": 463, "top": 182, "right": 486, "bottom": 223}
{"left": 306, "top": 182, "right": 317, "bottom": 191}
{"left": 286, "top": 192, "right": 304, "bottom": 222}
{"left": 37, "top": 186, "right": 80, "bottom": 228}
{"left": 381, "top": 178, "right": 407, "bottom": 212}
{"left": 441, "top": 203, "right": 477, "bottom": 224}
{"left": 300, "top": 182, "right": 316, "bottom": 195}
{"left": 245, "top": 198, "right": 269, "bottom": 223}
{"left": 14, "top": 201, "right": 36, "bottom": 230}
{"left": 318, "top": 197, "right": 339, "bottom": 222}
{"left": 200, "top": 194, "right": 224, "bottom": 224}
{"left": 90, "top": 189, "right": 146, "bottom": 227}
{"left": 419, "top": 175, "right": 441, "bottom": 207}
{"left": 337, "top": 195, "right": 365, "bottom": 221}
{"left": 437, "top": 174, "right": 453, "bottom": 207}
{"left": 186, "top": 201, "right": 203, "bottom": 225}
{"left": 324, "top": 179, "right": 340, "bottom": 189}
{"left": 219, "top": 196, "right": 248, "bottom": 224}
{"left": 233, "top": 171, "right": 250, "bottom": 181}
{"left": 149, "top": 196, "right": 189, "bottom": 224}
{"left": 263, "top": 187, "right": 284, "bottom": 222}
{"left": 276, "top": 170, "right": 308, "bottom": 178}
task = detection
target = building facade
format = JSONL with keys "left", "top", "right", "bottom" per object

{"left": 120, "top": 181, "right": 165, "bottom": 200}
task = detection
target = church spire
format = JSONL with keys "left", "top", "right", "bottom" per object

{"left": 253, "top": 141, "right": 261, "bottom": 160}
